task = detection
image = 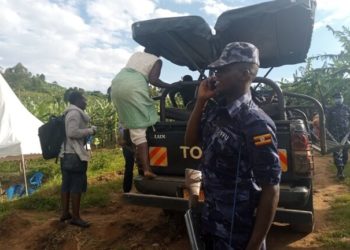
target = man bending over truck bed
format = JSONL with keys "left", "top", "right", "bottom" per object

{"left": 111, "top": 49, "right": 170, "bottom": 179}
{"left": 185, "top": 42, "right": 281, "bottom": 250}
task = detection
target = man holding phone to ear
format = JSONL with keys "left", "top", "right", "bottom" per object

{"left": 185, "top": 42, "right": 281, "bottom": 250}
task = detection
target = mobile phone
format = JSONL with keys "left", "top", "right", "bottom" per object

{"left": 209, "top": 78, "right": 218, "bottom": 90}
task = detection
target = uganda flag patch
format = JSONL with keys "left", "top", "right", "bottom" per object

{"left": 253, "top": 133, "right": 272, "bottom": 146}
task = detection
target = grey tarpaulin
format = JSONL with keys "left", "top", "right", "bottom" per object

{"left": 132, "top": 0, "right": 316, "bottom": 70}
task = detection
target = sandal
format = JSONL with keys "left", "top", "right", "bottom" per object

{"left": 70, "top": 218, "right": 90, "bottom": 228}
{"left": 59, "top": 213, "right": 72, "bottom": 222}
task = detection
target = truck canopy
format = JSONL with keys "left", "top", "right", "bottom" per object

{"left": 132, "top": 0, "right": 316, "bottom": 70}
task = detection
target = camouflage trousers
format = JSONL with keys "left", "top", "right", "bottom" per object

{"left": 333, "top": 147, "right": 349, "bottom": 168}
{"left": 203, "top": 234, "right": 266, "bottom": 250}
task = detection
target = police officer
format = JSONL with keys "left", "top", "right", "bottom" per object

{"left": 185, "top": 42, "right": 281, "bottom": 250}
{"left": 327, "top": 92, "right": 350, "bottom": 180}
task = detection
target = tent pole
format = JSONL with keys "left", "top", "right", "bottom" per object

{"left": 19, "top": 160, "right": 23, "bottom": 172}
{"left": 21, "top": 154, "right": 29, "bottom": 196}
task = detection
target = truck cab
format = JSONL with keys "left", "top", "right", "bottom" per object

{"left": 124, "top": 0, "right": 325, "bottom": 234}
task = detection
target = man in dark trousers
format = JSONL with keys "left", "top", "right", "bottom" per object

{"left": 185, "top": 42, "right": 281, "bottom": 249}
{"left": 327, "top": 92, "right": 350, "bottom": 180}
{"left": 117, "top": 125, "right": 136, "bottom": 192}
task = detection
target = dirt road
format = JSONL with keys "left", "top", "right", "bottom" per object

{"left": 267, "top": 153, "right": 347, "bottom": 250}
{"left": 0, "top": 154, "right": 346, "bottom": 250}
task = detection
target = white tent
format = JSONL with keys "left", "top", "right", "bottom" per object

{"left": 0, "top": 74, "right": 43, "bottom": 195}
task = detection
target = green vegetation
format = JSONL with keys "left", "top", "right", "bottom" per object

{"left": 0, "top": 202, "right": 11, "bottom": 222}
{"left": 280, "top": 26, "right": 350, "bottom": 108}
{"left": 1, "top": 26, "right": 350, "bottom": 246}
{"left": 317, "top": 165, "right": 350, "bottom": 249}
{"left": 1, "top": 63, "right": 118, "bottom": 147}
{"left": 0, "top": 148, "right": 125, "bottom": 220}
{"left": 284, "top": 26, "right": 350, "bottom": 248}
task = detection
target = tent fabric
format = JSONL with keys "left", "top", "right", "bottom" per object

{"left": 0, "top": 74, "right": 43, "bottom": 158}
{"left": 132, "top": 0, "right": 316, "bottom": 70}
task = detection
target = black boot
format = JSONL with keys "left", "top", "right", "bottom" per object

{"left": 339, "top": 166, "right": 345, "bottom": 180}
{"left": 336, "top": 165, "right": 345, "bottom": 180}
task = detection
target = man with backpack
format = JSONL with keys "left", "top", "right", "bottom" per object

{"left": 59, "top": 91, "right": 96, "bottom": 228}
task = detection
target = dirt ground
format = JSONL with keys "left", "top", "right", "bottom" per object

{"left": 0, "top": 154, "right": 347, "bottom": 250}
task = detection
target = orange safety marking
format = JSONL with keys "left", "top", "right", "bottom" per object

{"left": 149, "top": 147, "right": 161, "bottom": 159}
{"left": 149, "top": 147, "right": 168, "bottom": 167}
{"left": 278, "top": 149, "right": 288, "bottom": 172}
{"left": 154, "top": 151, "right": 167, "bottom": 166}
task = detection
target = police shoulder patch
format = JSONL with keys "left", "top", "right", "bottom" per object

{"left": 253, "top": 133, "right": 272, "bottom": 146}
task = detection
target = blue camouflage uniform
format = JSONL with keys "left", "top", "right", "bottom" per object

{"left": 199, "top": 93, "right": 281, "bottom": 250}
{"left": 327, "top": 101, "right": 350, "bottom": 174}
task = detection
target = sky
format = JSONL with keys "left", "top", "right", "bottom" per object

{"left": 0, "top": 0, "right": 349, "bottom": 93}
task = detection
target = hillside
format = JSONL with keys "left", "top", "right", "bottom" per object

{"left": 1, "top": 63, "right": 117, "bottom": 147}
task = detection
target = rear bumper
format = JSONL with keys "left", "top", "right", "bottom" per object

{"left": 123, "top": 192, "right": 188, "bottom": 211}
{"left": 134, "top": 175, "right": 184, "bottom": 197}
{"left": 274, "top": 207, "right": 313, "bottom": 224}
{"left": 123, "top": 192, "right": 313, "bottom": 225}
{"left": 279, "top": 184, "right": 311, "bottom": 207}
{"left": 134, "top": 176, "right": 312, "bottom": 207}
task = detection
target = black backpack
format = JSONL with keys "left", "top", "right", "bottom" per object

{"left": 38, "top": 115, "right": 66, "bottom": 160}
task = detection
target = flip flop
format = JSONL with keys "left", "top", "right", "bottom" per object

{"left": 70, "top": 218, "right": 90, "bottom": 228}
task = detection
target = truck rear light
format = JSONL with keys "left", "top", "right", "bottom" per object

{"left": 293, "top": 151, "right": 313, "bottom": 174}
{"left": 291, "top": 133, "right": 310, "bottom": 151}
{"left": 291, "top": 122, "right": 313, "bottom": 174}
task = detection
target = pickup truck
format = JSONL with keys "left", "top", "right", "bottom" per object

{"left": 124, "top": 0, "right": 329, "bottom": 234}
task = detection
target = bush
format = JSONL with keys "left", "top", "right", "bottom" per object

{"left": 12, "top": 183, "right": 61, "bottom": 211}
{"left": 82, "top": 181, "right": 121, "bottom": 208}
{"left": 89, "top": 148, "right": 124, "bottom": 174}
{"left": 15, "top": 194, "right": 60, "bottom": 211}
{"left": 0, "top": 203, "right": 11, "bottom": 222}
{"left": 0, "top": 161, "right": 19, "bottom": 173}
{"left": 26, "top": 158, "right": 61, "bottom": 180}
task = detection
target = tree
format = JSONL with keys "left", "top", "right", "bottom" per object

{"left": 2, "top": 64, "right": 119, "bottom": 146}
{"left": 280, "top": 26, "right": 350, "bottom": 107}
{"left": 3, "top": 63, "right": 32, "bottom": 89}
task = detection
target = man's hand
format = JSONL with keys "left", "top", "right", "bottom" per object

{"left": 91, "top": 126, "right": 97, "bottom": 135}
{"left": 185, "top": 77, "right": 217, "bottom": 147}
{"left": 246, "top": 184, "right": 279, "bottom": 250}
{"left": 197, "top": 77, "right": 217, "bottom": 102}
